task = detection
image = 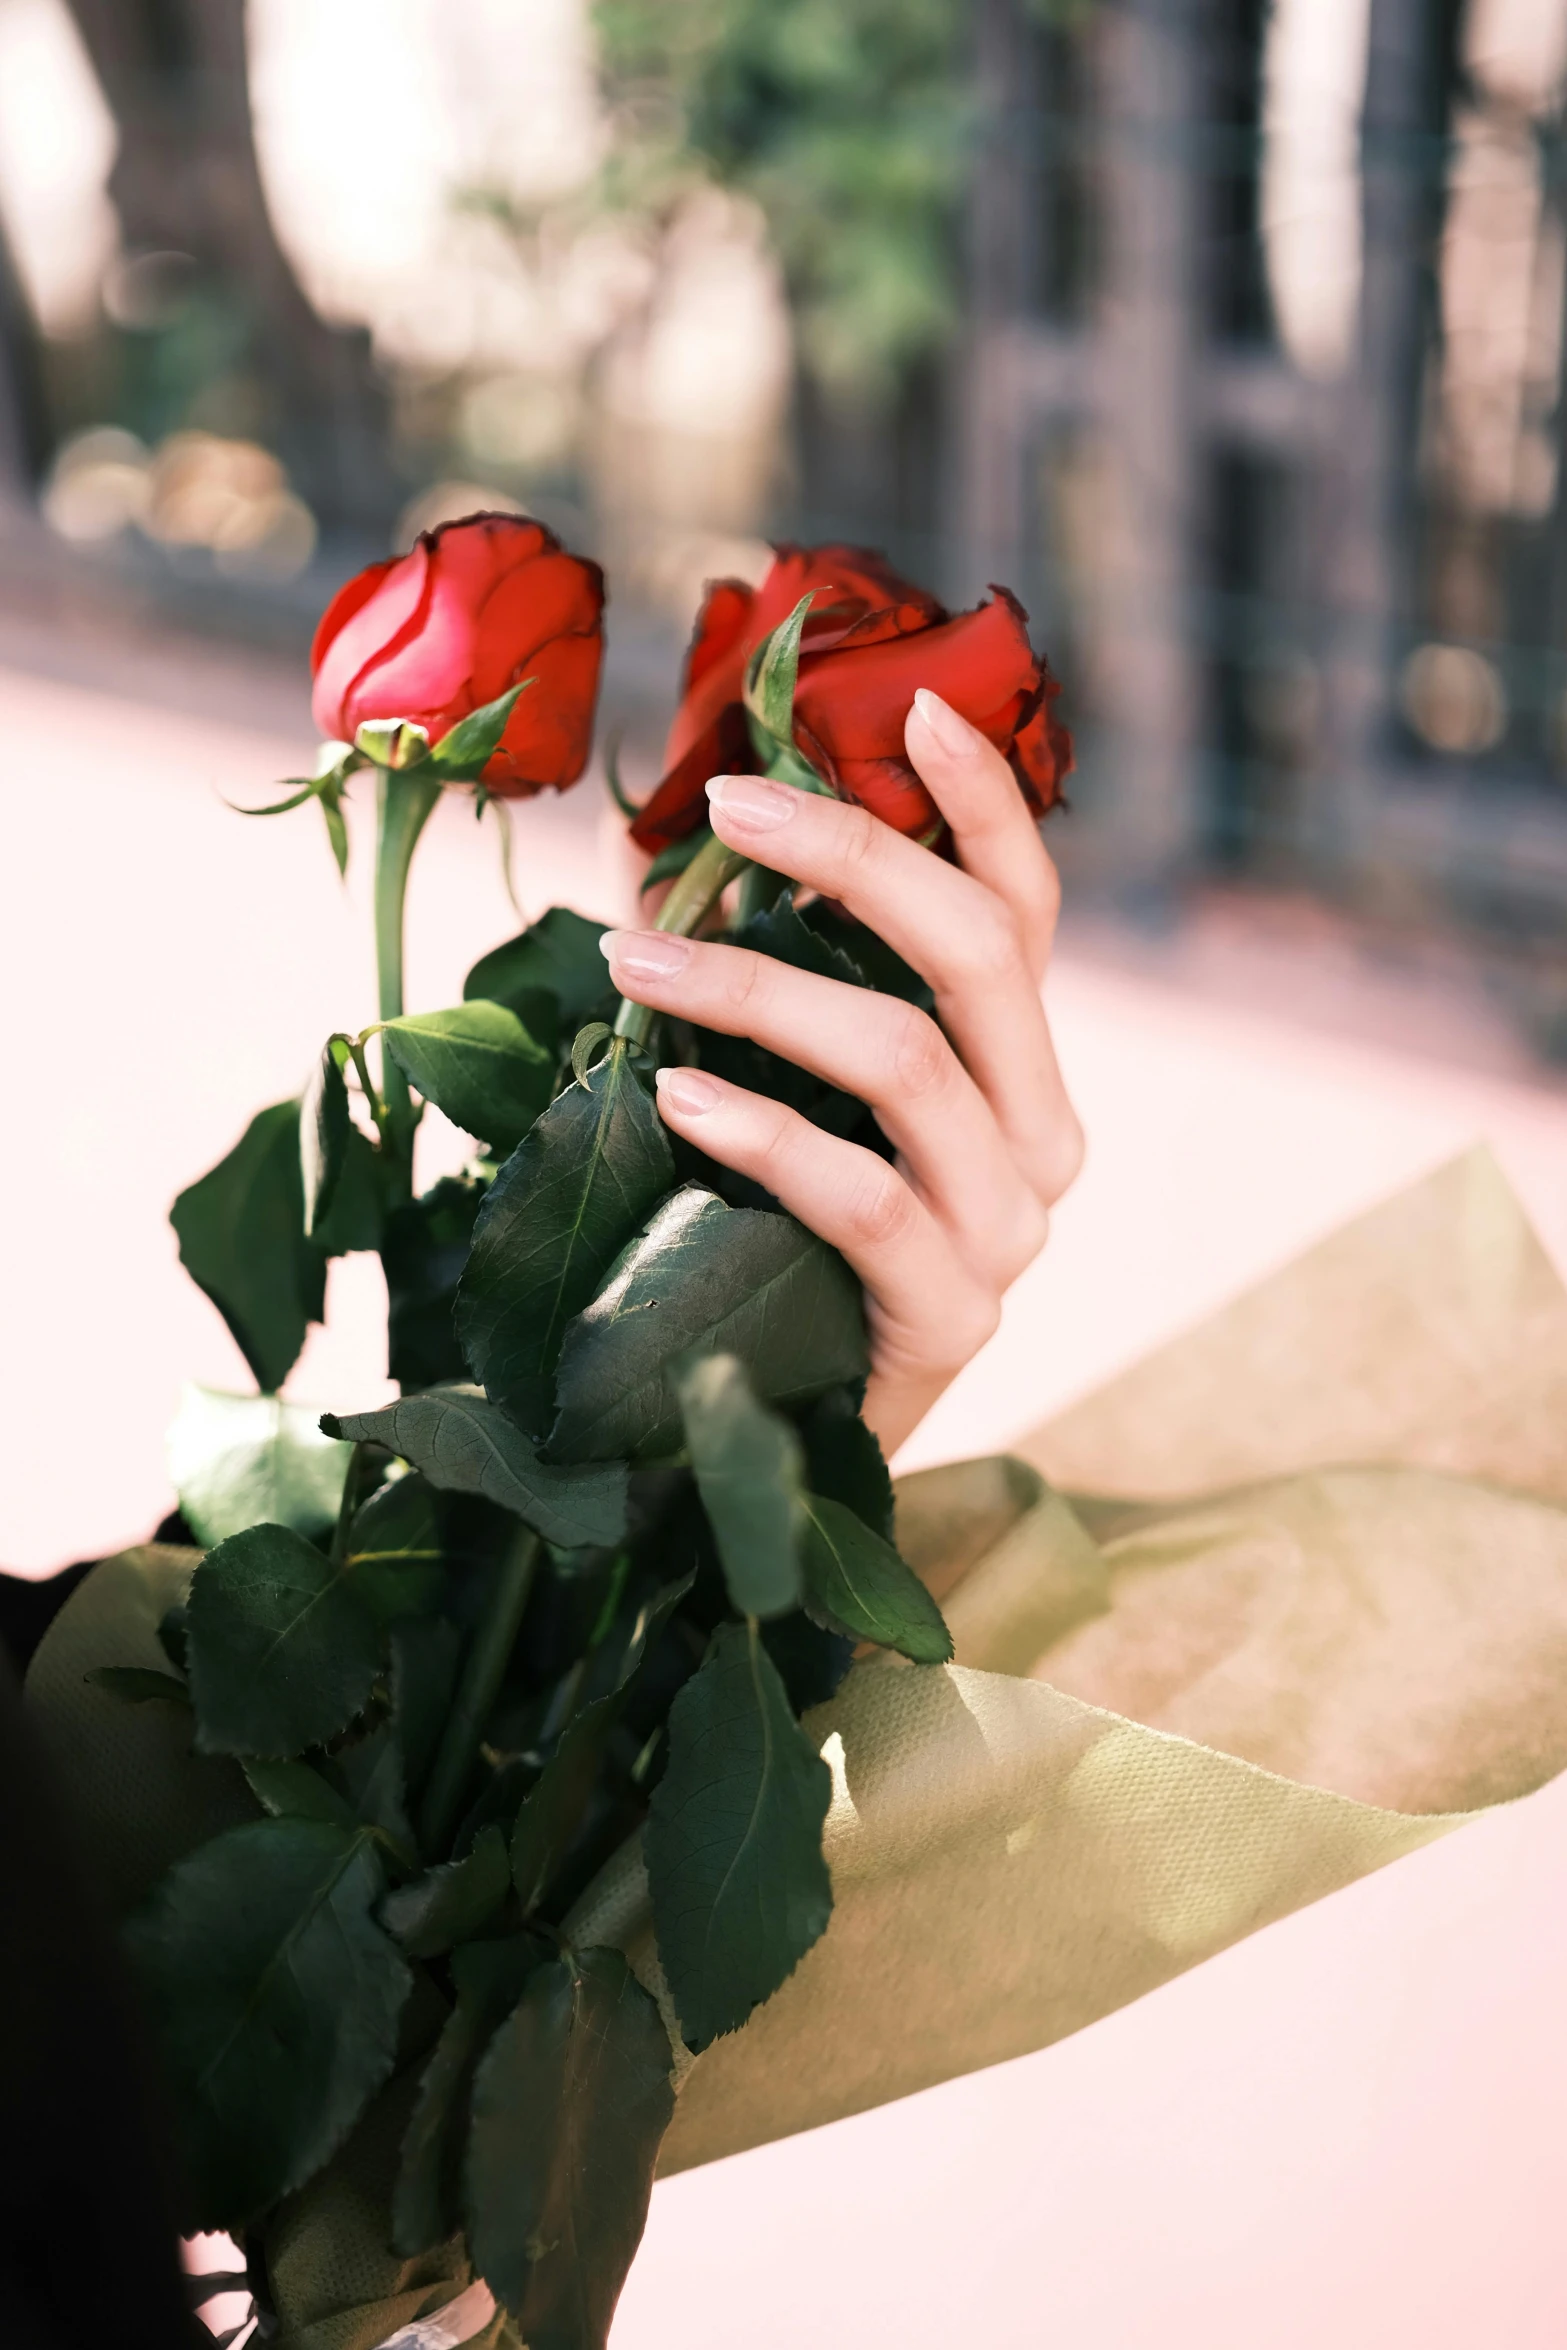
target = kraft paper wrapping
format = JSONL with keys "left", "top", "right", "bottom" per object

{"left": 23, "top": 1146, "right": 1567, "bottom": 2331}
{"left": 560, "top": 1146, "right": 1567, "bottom": 2174}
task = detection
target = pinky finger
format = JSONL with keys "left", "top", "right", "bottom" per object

{"left": 652, "top": 1064, "right": 998, "bottom": 1383}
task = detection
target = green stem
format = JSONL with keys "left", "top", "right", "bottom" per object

{"left": 417, "top": 1524, "right": 541, "bottom": 1856}
{"left": 374, "top": 767, "right": 441, "bottom": 1198}
{"left": 613, "top": 831, "right": 750, "bottom": 1051}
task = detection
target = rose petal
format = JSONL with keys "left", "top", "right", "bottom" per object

{"left": 310, "top": 539, "right": 433, "bottom": 742}
{"left": 1010, "top": 671, "right": 1074, "bottom": 815}
{"left": 630, "top": 701, "right": 755, "bottom": 851}
{"left": 481, "top": 631, "right": 606, "bottom": 794}
{"left": 828, "top": 754, "right": 942, "bottom": 838}
{"left": 684, "top": 578, "right": 756, "bottom": 693}
{"left": 794, "top": 592, "right": 1039, "bottom": 763}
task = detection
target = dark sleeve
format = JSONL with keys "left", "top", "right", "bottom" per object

{"left": 0, "top": 1642, "right": 197, "bottom": 2347}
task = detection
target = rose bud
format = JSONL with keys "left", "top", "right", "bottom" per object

{"left": 311, "top": 513, "right": 605, "bottom": 795}
{"left": 630, "top": 543, "right": 1071, "bottom": 850}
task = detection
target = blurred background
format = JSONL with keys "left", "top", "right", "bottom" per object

{"left": 4, "top": 0, "right": 1567, "bottom": 1057}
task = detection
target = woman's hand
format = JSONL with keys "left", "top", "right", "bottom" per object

{"left": 602, "top": 687, "right": 1083, "bottom": 1457}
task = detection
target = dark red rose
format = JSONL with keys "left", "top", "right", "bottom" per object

{"left": 631, "top": 544, "right": 1071, "bottom": 850}
{"left": 311, "top": 514, "right": 605, "bottom": 795}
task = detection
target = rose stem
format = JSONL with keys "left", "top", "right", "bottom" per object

{"left": 373, "top": 766, "right": 442, "bottom": 1199}
{"left": 417, "top": 1522, "right": 541, "bottom": 1856}
{"left": 611, "top": 829, "right": 750, "bottom": 1051}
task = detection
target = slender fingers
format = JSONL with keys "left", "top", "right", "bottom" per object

{"left": 703, "top": 774, "right": 1083, "bottom": 1203}
{"left": 904, "top": 689, "right": 1061, "bottom": 979}
{"left": 602, "top": 928, "right": 1048, "bottom": 1290}
{"left": 651, "top": 1064, "right": 1001, "bottom": 1395}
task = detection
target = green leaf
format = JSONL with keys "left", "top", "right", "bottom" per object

{"left": 300, "top": 1036, "right": 352, "bottom": 1238}
{"left": 509, "top": 1573, "right": 694, "bottom": 1915}
{"left": 799, "top": 1493, "right": 953, "bottom": 1663}
{"left": 549, "top": 1189, "right": 868, "bottom": 1466}
{"left": 508, "top": 1693, "right": 617, "bottom": 1917}
{"left": 84, "top": 1665, "right": 189, "bottom": 1707}
{"left": 801, "top": 1387, "right": 895, "bottom": 1542}
{"left": 186, "top": 1522, "right": 383, "bottom": 1758}
{"left": 228, "top": 777, "right": 322, "bottom": 817}
{"left": 382, "top": 1172, "right": 486, "bottom": 1392}
{"left": 125, "top": 1818, "right": 411, "bottom": 2230}
{"left": 678, "top": 1354, "right": 804, "bottom": 1618}
{"left": 743, "top": 589, "right": 816, "bottom": 752}
{"left": 733, "top": 888, "right": 868, "bottom": 991}
{"left": 392, "top": 1617, "right": 461, "bottom": 1804}
{"left": 464, "top": 907, "right": 612, "bottom": 1030}
{"left": 322, "top": 1386, "right": 626, "bottom": 1550}
{"left": 465, "top": 1947, "right": 675, "bottom": 2341}
{"left": 320, "top": 786, "right": 349, "bottom": 878}
{"left": 803, "top": 900, "right": 934, "bottom": 1008}
{"left": 310, "top": 1124, "right": 386, "bottom": 1257}
{"left": 394, "top": 1932, "right": 539, "bottom": 2256}
{"left": 640, "top": 827, "right": 714, "bottom": 893}
{"left": 428, "top": 681, "right": 531, "bottom": 778}
{"left": 167, "top": 1385, "right": 353, "bottom": 1549}
{"left": 454, "top": 1041, "right": 674, "bottom": 1436}
{"left": 343, "top": 1472, "right": 444, "bottom": 1622}
{"left": 171, "top": 1100, "right": 325, "bottom": 1393}
{"left": 337, "top": 1722, "right": 416, "bottom": 1858}
{"left": 645, "top": 1619, "right": 833, "bottom": 2049}
{"left": 241, "top": 1756, "right": 359, "bottom": 1829}
{"left": 382, "top": 1822, "right": 512, "bottom": 1958}
{"left": 380, "top": 1003, "right": 554, "bottom": 1155}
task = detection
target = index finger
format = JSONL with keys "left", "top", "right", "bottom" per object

{"left": 904, "top": 689, "right": 1060, "bottom": 981}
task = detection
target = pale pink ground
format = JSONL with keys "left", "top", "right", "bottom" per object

{"left": 3, "top": 664, "right": 1564, "bottom": 2346}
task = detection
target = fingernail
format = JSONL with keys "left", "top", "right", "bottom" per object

{"left": 705, "top": 773, "right": 797, "bottom": 831}
{"left": 601, "top": 929, "right": 693, "bottom": 982}
{"left": 655, "top": 1065, "right": 722, "bottom": 1116}
{"left": 912, "top": 688, "right": 979, "bottom": 756}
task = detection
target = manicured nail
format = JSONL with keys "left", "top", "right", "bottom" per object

{"left": 601, "top": 929, "right": 693, "bottom": 982}
{"left": 655, "top": 1066, "right": 722, "bottom": 1116}
{"left": 705, "top": 773, "right": 797, "bottom": 831}
{"left": 912, "top": 688, "right": 979, "bottom": 756}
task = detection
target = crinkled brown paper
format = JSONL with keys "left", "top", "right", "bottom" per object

{"left": 26, "top": 1148, "right": 1567, "bottom": 2342}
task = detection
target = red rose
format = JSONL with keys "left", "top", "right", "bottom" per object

{"left": 630, "top": 543, "right": 1071, "bottom": 850}
{"left": 310, "top": 514, "right": 605, "bottom": 795}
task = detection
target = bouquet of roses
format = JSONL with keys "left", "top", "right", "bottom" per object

{"left": 45, "top": 517, "right": 1070, "bottom": 2349}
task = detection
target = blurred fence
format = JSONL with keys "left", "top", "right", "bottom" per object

{"left": 955, "top": 0, "right": 1567, "bottom": 951}
{"left": 2, "top": 0, "right": 1567, "bottom": 1000}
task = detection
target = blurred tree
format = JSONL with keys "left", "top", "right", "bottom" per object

{"left": 61, "top": 0, "right": 396, "bottom": 530}
{"left": 595, "top": 0, "right": 975, "bottom": 550}
{"left": 593, "top": 0, "right": 1092, "bottom": 559}
{"left": 0, "top": 213, "right": 48, "bottom": 496}
{"left": 598, "top": 0, "right": 970, "bottom": 397}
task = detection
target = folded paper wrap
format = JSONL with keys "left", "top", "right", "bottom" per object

{"left": 565, "top": 1146, "right": 1567, "bottom": 2171}
{"left": 25, "top": 1146, "right": 1567, "bottom": 2340}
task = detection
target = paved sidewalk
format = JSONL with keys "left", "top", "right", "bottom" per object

{"left": 4, "top": 661, "right": 1566, "bottom": 2348}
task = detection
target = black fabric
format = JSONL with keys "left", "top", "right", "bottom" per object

{"left": 0, "top": 1643, "right": 197, "bottom": 2346}
{"left": 0, "top": 1563, "right": 95, "bottom": 1680}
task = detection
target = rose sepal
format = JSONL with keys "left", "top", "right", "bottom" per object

{"left": 741, "top": 591, "right": 834, "bottom": 796}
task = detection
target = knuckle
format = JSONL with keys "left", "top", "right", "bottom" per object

{"left": 1009, "top": 1190, "right": 1052, "bottom": 1269}
{"left": 717, "top": 945, "right": 767, "bottom": 1015}
{"left": 950, "top": 895, "right": 1022, "bottom": 984}
{"left": 938, "top": 1284, "right": 1002, "bottom": 1370}
{"left": 830, "top": 803, "right": 884, "bottom": 887}
{"left": 844, "top": 1162, "right": 921, "bottom": 1249}
{"left": 1033, "top": 1107, "right": 1086, "bottom": 1204}
{"left": 889, "top": 1005, "right": 951, "bottom": 1101}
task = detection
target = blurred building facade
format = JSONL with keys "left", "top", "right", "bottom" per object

{"left": 957, "top": 0, "right": 1567, "bottom": 952}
